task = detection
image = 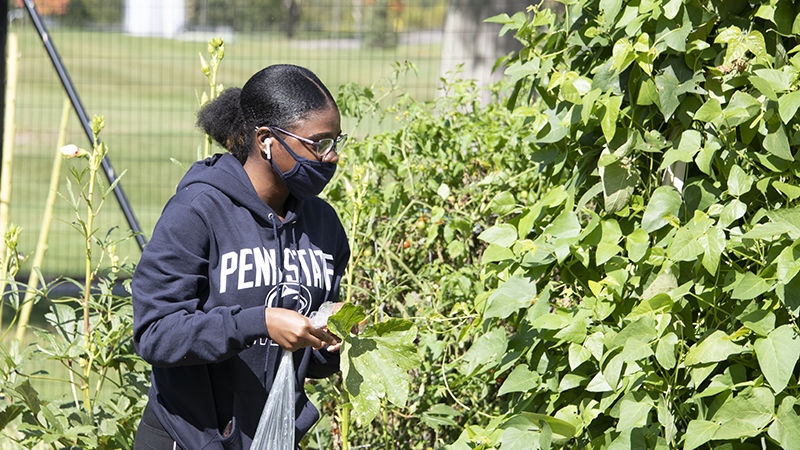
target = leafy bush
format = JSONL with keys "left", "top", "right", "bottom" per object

{"left": 450, "top": 0, "right": 800, "bottom": 448}
{"left": 317, "top": 0, "right": 800, "bottom": 449}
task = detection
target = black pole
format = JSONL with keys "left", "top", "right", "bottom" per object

{"left": 1, "top": 0, "right": 8, "bottom": 173}
{"left": 21, "top": 0, "right": 147, "bottom": 251}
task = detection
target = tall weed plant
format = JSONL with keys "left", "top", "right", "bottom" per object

{"left": 0, "top": 118, "right": 147, "bottom": 449}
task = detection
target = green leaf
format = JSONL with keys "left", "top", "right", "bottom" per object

{"left": 694, "top": 98, "right": 722, "bottom": 123}
{"left": 582, "top": 88, "right": 602, "bottom": 124}
{"left": 486, "top": 275, "right": 537, "bottom": 319}
{"left": 499, "top": 365, "right": 540, "bottom": 396}
{"left": 499, "top": 428, "right": 541, "bottom": 450}
{"left": 490, "top": 191, "right": 518, "bottom": 215}
{"left": 727, "top": 165, "right": 753, "bottom": 197}
{"left": 0, "top": 405, "right": 23, "bottom": 429}
{"left": 712, "top": 387, "right": 774, "bottom": 440}
{"left": 656, "top": 332, "right": 678, "bottom": 370}
{"left": 719, "top": 199, "right": 746, "bottom": 228}
{"left": 696, "top": 136, "right": 721, "bottom": 176}
{"left": 628, "top": 293, "right": 673, "bottom": 319}
{"left": 778, "top": 274, "right": 800, "bottom": 315}
{"left": 744, "top": 30, "right": 768, "bottom": 62}
{"left": 641, "top": 267, "right": 678, "bottom": 300}
{"left": 641, "top": 186, "right": 682, "bottom": 232}
{"left": 768, "top": 396, "right": 800, "bottom": 449}
{"left": 505, "top": 412, "right": 577, "bottom": 441}
{"left": 12, "top": 380, "right": 41, "bottom": 415}
{"left": 683, "top": 420, "right": 719, "bottom": 450}
{"left": 738, "top": 308, "right": 775, "bottom": 337}
{"left": 658, "top": 130, "right": 701, "bottom": 171}
{"left": 461, "top": 328, "right": 507, "bottom": 376}
{"left": 340, "top": 318, "right": 420, "bottom": 423}
{"left": 602, "top": 95, "right": 623, "bottom": 142}
{"left": 545, "top": 211, "right": 581, "bottom": 240}
{"left": 626, "top": 228, "right": 649, "bottom": 262}
{"left": 617, "top": 393, "right": 653, "bottom": 432}
{"left": 763, "top": 123, "right": 794, "bottom": 161}
{"left": 609, "top": 317, "right": 656, "bottom": 350}
{"left": 766, "top": 208, "right": 800, "bottom": 239}
{"left": 663, "top": 0, "right": 681, "bottom": 19}
{"left": 482, "top": 244, "right": 516, "bottom": 264}
{"left": 668, "top": 212, "right": 713, "bottom": 262}
{"left": 778, "top": 90, "right": 800, "bottom": 124}
{"left": 702, "top": 226, "right": 725, "bottom": 275}
{"left": 722, "top": 91, "right": 761, "bottom": 128}
{"left": 684, "top": 330, "right": 743, "bottom": 366}
{"left": 732, "top": 272, "right": 771, "bottom": 300}
{"left": 753, "top": 68, "right": 793, "bottom": 93}
{"left": 742, "top": 222, "right": 796, "bottom": 240}
{"left": 773, "top": 181, "right": 800, "bottom": 200}
{"left": 776, "top": 244, "right": 800, "bottom": 283}
{"left": 328, "top": 302, "right": 367, "bottom": 338}
{"left": 421, "top": 404, "right": 461, "bottom": 428}
{"left": 611, "top": 38, "right": 635, "bottom": 72}
{"left": 478, "top": 224, "right": 518, "bottom": 248}
{"left": 754, "top": 325, "right": 800, "bottom": 394}
{"left": 599, "top": 0, "right": 622, "bottom": 22}
{"left": 596, "top": 219, "right": 623, "bottom": 265}
{"left": 600, "top": 160, "right": 637, "bottom": 213}
{"left": 655, "top": 70, "right": 680, "bottom": 119}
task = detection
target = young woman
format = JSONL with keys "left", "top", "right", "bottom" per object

{"left": 132, "top": 64, "right": 350, "bottom": 449}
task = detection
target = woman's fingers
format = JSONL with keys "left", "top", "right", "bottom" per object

{"left": 310, "top": 326, "right": 339, "bottom": 347}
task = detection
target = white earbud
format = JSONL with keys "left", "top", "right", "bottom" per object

{"left": 263, "top": 138, "right": 272, "bottom": 160}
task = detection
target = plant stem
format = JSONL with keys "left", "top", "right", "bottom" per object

{"left": 15, "top": 99, "right": 70, "bottom": 342}
{"left": 80, "top": 136, "right": 101, "bottom": 414}
{"left": 0, "top": 32, "right": 19, "bottom": 331}
{"left": 341, "top": 401, "right": 351, "bottom": 450}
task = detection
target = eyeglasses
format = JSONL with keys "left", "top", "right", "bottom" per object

{"left": 270, "top": 126, "right": 348, "bottom": 158}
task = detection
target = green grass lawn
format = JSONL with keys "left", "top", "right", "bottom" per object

{"left": 6, "top": 25, "right": 442, "bottom": 278}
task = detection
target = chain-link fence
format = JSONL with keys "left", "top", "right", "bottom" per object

{"left": 2, "top": 0, "right": 525, "bottom": 280}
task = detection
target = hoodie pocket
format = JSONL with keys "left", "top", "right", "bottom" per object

{"left": 218, "top": 416, "right": 241, "bottom": 450}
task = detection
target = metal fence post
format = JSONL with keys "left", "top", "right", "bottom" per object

{"left": 22, "top": 0, "right": 147, "bottom": 251}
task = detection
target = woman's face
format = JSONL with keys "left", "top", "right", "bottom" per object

{"left": 269, "top": 106, "right": 341, "bottom": 173}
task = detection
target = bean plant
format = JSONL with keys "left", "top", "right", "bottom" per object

{"left": 315, "top": 0, "right": 800, "bottom": 448}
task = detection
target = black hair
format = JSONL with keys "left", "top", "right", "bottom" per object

{"left": 196, "top": 64, "right": 337, "bottom": 164}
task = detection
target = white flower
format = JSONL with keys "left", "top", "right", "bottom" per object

{"left": 60, "top": 144, "right": 87, "bottom": 158}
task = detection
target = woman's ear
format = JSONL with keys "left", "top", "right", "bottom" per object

{"left": 255, "top": 127, "right": 273, "bottom": 160}
{"left": 262, "top": 137, "right": 272, "bottom": 160}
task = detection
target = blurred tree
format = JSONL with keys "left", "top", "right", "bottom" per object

{"left": 188, "top": 0, "right": 283, "bottom": 32}
{"left": 439, "top": 0, "right": 526, "bottom": 103}
{"left": 61, "top": 0, "right": 125, "bottom": 26}
{"left": 284, "top": 0, "right": 300, "bottom": 38}
{"left": 365, "top": 0, "right": 402, "bottom": 48}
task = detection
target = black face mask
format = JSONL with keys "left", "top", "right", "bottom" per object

{"left": 267, "top": 132, "right": 337, "bottom": 199}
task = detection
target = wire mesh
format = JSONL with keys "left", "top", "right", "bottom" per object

{"left": 5, "top": 0, "right": 454, "bottom": 278}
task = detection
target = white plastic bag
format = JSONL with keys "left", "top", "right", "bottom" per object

{"left": 251, "top": 351, "right": 295, "bottom": 450}
{"left": 308, "top": 301, "right": 338, "bottom": 329}
{"left": 251, "top": 302, "right": 337, "bottom": 449}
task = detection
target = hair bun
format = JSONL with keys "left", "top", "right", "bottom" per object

{"left": 196, "top": 88, "right": 249, "bottom": 161}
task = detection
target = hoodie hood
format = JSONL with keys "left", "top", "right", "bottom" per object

{"left": 177, "top": 152, "right": 301, "bottom": 225}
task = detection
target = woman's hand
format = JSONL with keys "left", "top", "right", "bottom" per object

{"left": 265, "top": 307, "right": 340, "bottom": 351}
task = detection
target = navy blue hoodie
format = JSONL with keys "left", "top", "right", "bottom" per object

{"left": 132, "top": 152, "right": 349, "bottom": 449}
